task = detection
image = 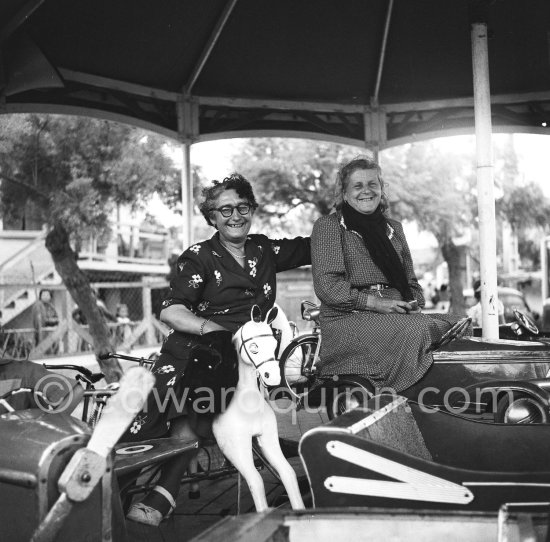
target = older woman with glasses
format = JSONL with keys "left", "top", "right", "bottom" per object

{"left": 125, "top": 173, "right": 311, "bottom": 526}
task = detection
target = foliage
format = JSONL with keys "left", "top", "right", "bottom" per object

{"left": 382, "top": 142, "right": 477, "bottom": 244}
{"left": 0, "top": 114, "right": 180, "bottom": 243}
{"left": 381, "top": 142, "right": 477, "bottom": 312}
{"left": 230, "top": 135, "right": 550, "bottom": 310}
{"left": 231, "top": 138, "right": 365, "bottom": 236}
{"left": 0, "top": 114, "right": 181, "bottom": 380}
{"left": 497, "top": 183, "right": 550, "bottom": 231}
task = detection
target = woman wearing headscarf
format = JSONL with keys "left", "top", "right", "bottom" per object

{"left": 311, "top": 157, "right": 465, "bottom": 393}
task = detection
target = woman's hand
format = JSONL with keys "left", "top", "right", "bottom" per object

{"left": 368, "top": 296, "right": 419, "bottom": 315}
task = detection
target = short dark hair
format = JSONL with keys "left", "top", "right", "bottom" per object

{"left": 334, "top": 157, "right": 388, "bottom": 212}
{"left": 199, "top": 173, "right": 258, "bottom": 227}
{"left": 39, "top": 289, "right": 53, "bottom": 300}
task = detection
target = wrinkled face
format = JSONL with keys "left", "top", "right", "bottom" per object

{"left": 343, "top": 168, "right": 382, "bottom": 215}
{"left": 210, "top": 189, "right": 254, "bottom": 244}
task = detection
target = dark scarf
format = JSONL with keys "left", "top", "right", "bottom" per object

{"left": 341, "top": 202, "right": 414, "bottom": 301}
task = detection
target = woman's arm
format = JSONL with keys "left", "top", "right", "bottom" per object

{"left": 160, "top": 304, "right": 226, "bottom": 335}
{"left": 311, "top": 216, "right": 372, "bottom": 311}
{"left": 312, "top": 216, "right": 412, "bottom": 315}
{"left": 160, "top": 245, "right": 228, "bottom": 335}
{"left": 268, "top": 236, "right": 311, "bottom": 272}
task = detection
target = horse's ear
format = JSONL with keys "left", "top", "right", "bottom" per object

{"left": 251, "top": 304, "right": 262, "bottom": 323}
{"left": 266, "top": 306, "right": 278, "bottom": 325}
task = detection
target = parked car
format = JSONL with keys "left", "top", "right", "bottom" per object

{"left": 463, "top": 286, "right": 539, "bottom": 325}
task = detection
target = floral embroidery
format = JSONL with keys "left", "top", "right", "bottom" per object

{"left": 178, "top": 262, "right": 187, "bottom": 271}
{"left": 341, "top": 213, "right": 394, "bottom": 240}
{"left": 214, "top": 308, "right": 230, "bottom": 315}
{"left": 167, "top": 376, "right": 177, "bottom": 387}
{"left": 244, "top": 289, "right": 254, "bottom": 297}
{"left": 197, "top": 300, "right": 210, "bottom": 312}
{"left": 189, "top": 274, "right": 203, "bottom": 288}
{"left": 212, "top": 250, "right": 222, "bottom": 257}
{"left": 263, "top": 283, "right": 272, "bottom": 299}
{"left": 214, "top": 270, "right": 222, "bottom": 285}
{"left": 155, "top": 364, "right": 175, "bottom": 375}
{"left": 189, "top": 244, "right": 201, "bottom": 254}
{"left": 248, "top": 258, "right": 258, "bottom": 278}
{"left": 130, "top": 415, "right": 147, "bottom": 434}
{"left": 162, "top": 299, "right": 170, "bottom": 307}
{"left": 271, "top": 244, "right": 281, "bottom": 254}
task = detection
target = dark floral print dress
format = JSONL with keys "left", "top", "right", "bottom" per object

{"left": 122, "top": 232, "right": 311, "bottom": 441}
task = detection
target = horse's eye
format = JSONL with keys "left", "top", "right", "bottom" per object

{"left": 249, "top": 342, "right": 259, "bottom": 354}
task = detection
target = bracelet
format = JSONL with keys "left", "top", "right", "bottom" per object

{"left": 200, "top": 318, "right": 210, "bottom": 336}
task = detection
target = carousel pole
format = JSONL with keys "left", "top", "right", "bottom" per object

{"left": 177, "top": 96, "right": 195, "bottom": 250}
{"left": 180, "top": 142, "right": 193, "bottom": 249}
{"left": 471, "top": 17, "right": 499, "bottom": 339}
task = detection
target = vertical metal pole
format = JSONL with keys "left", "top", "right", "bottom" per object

{"left": 541, "top": 237, "right": 549, "bottom": 302}
{"left": 181, "top": 142, "right": 193, "bottom": 250}
{"left": 471, "top": 21, "right": 499, "bottom": 339}
{"left": 142, "top": 278, "right": 154, "bottom": 345}
{"left": 371, "top": 145, "right": 379, "bottom": 163}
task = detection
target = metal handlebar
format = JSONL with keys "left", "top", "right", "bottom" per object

{"left": 98, "top": 352, "right": 155, "bottom": 369}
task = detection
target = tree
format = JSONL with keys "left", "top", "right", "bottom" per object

{"left": 232, "top": 137, "right": 476, "bottom": 312}
{"left": 497, "top": 182, "right": 550, "bottom": 269}
{"left": 381, "top": 142, "right": 477, "bottom": 314}
{"left": 0, "top": 114, "right": 180, "bottom": 381}
{"left": 231, "top": 138, "right": 365, "bottom": 235}
{"left": 231, "top": 136, "right": 549, "bottom": 313}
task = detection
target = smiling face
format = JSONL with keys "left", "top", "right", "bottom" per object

{"left": 343, "top": 168, "right": 382, "bottom": 215}
{"left": 210, "top": 188, "right": 254, "bottom": 244}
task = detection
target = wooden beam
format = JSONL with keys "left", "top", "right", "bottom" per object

{"left": 183, "top": 0, "right": 239, "bottom": 94}
{"left": 57, "top": 67, "right": 550, "bottom": 116}
{"left": 372, "top": 0, "right": 394, "bottom": 106}
{"left": 199, "top": 95, "right": 366, "bottom": 113}
{"left": 58, "top": 68, "right": 178, "bottom": 102}
{"left": 0, "top": 0, "right": 46, "bottom": 42}
{"left": 385, "top": 90, "right": 550, "bottom": 114}
{"left": 4, "top": 102, "right": 180, "bottom": 141}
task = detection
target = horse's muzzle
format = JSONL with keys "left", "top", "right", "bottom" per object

{"left": 258, "top": 359, "right": 281, "bottom": 387}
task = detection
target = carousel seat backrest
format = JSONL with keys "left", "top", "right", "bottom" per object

{"left": 352, "top": 397, "right": 433, "bottom": 462}
{"left": 320, "top": 395, "right": 432, "bottom": 462}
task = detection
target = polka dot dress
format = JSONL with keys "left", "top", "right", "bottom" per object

{"left": 312, "top": 212, "right": 464, "bottom": 392}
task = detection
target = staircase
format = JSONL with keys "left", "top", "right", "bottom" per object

{"left": 0, "top": 232, "right": 59, "bottom": 324}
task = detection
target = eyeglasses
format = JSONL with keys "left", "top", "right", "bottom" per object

{"left": 212, "top": 204, "right": 252, "bottom": 218}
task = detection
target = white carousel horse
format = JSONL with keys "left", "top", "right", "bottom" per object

{"left": 211, "top": 305, "right": 305, "bottom": 511}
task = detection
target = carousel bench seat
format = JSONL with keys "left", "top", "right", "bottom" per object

{"left": 299, "top": 395, "right": 550, "bottom": 511}
{"left": 114, "top": 437, "right": 198, "bottom": 476}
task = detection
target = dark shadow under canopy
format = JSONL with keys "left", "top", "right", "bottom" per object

{"left": 1, "top": 0, "right": 549, "bottom": 146}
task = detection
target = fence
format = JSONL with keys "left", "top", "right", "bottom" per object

{"left": 0, "top": 269, "right": 318, "bottom": 361}
{"left": 0, "top": 279, "right": 171, "bottom": 360}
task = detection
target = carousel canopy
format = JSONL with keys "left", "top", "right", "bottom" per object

{"left": 1, "top": 0, "right": 549, "bottom": 146}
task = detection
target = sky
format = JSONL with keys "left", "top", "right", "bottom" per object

{"left": 190, "top": 133, "right": 550, "bottom": 191}
{"left": 152, "top": 133, "right": 550, "bottom": 229}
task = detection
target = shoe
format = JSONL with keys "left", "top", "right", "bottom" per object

{"left": 127, "top": 485, "right": 176, "bottom": 527}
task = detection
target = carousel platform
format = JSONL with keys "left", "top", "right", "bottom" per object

{"left": 125, "top": 400, "right": 327, "bottom": 541}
